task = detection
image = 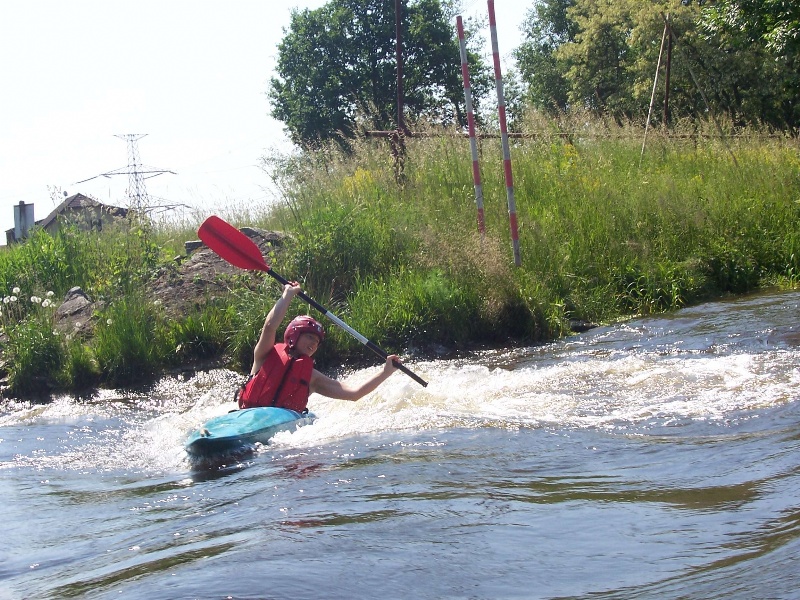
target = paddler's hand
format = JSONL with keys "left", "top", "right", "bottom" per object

{"left": 282, "top": 281, "right": 303, "bottom": 300}
{"left": 385, "top": 354, "right": 401, "bottom": 375}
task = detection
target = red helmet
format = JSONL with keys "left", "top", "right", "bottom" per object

{"left": 284, "top": 315, "right": 325, "bottom": 349}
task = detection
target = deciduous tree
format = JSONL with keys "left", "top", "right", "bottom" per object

{"left": 269, "top": 0, "right": 490, "bottom": 149}
{"left": 514, "top": 0, "right": 799, "bottom": 130}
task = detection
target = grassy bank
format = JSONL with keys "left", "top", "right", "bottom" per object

{"left": 1, "top": 117, "right": 798, "bottom": 398}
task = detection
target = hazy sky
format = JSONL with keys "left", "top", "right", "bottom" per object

{"left": 0, "top": 0, "right": 530, "bottom": 242}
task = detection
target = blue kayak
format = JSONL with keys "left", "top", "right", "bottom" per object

{"left": 184, "top": 407, "right": 313, "bottom": 457}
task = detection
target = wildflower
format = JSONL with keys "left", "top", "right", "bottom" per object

{"left": 153, "top": 299, "right": 162, "bottom": 306}
{"left": 107, "top": 319, "right": 113, "bottom": 325}
{"left": 42, "top": 299, "right": 52, "bottom": 308}
{"left": 31, "top": 296, "right": 41, "bottom": 304}
{"left": 46, "top": 291, "right": 54, "bottom": 297}
{"left": 3, "top": 297, "right": 9, "bottom": 304}
{"left": 10, "top": 296, "right": 17, "bottom": 303}
{"left": 12, "top": 287, "right": 20, "bottom": 294}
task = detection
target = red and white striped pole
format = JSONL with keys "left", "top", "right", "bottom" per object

{"left": 488, "top": 0, "right": 521, "bottom": 266}
{"left": 456, "top": 16, "right": 485, "bottom": 236}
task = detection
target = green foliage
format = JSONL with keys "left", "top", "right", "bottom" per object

{"left": 0, "top": 218, "right": 161, "bottom": 307}
{"left": 92, "top": 295, "right": 171, "bottom": 386}
{"left": 287, "top": 201, "right": 415, "bottom": 301}
{"left": 514, "top": 0, "right": 576, "bottom": 112}
{"left": 60, "top": 337, "right": 101, "bottom": 391}
{"left": 699, "top": 0, "right": 800, "bottom": 55}
{"left": 0, "top": 228, "right": 88, "bottom": 301}
{"left": 515, "top": 0, "right": 800, "bottom": 130}
{"left": 224, "top": 287, "right": 282, "bottom": 373}
{"left": 264, "top": 123, "right": 798, "bottom": 351}
{"left": 268, "top": 0, "right": 490, "bottom": 148}
{"left": 167, "top": 305, "right": 231, "bottom": 364}
{"left": 347, "top": 269, "right": 484, "bottom": 349}
{"left": 1, "top": 290, "right": 63, "bottom": 397}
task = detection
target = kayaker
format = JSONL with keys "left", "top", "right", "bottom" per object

{"left": 237, "top": 282, "right": 401, "bottom": 411}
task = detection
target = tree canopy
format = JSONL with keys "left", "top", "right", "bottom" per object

{"left": 699, "top": 0, "right": 800, "bottom": 55}
{"left": 268, "top": 0, "right": 490, "bottom": 149}
{"left": 514, "top": 0, "right": 800, "bottom": 131}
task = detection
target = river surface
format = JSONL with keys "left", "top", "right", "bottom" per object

{"left": 2, "top": 290, "right": 799, "bottom": 599}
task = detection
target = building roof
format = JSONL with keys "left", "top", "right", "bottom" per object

{"left": 36, "top": 193, "right": 128, "bottom": 230}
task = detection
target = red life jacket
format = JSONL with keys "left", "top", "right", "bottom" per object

{"left": 237, "top": 343, "right": 314, "bottom": 412}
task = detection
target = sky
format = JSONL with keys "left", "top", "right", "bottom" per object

{"left": 0, "top": 0, "right": 531, "bottom": 243}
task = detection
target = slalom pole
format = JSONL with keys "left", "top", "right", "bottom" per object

{"left": 456, "top": 15, "right": 485, "bottom": 236}
{"left": 488, "top": 0, "right": 521, "bottom": 266}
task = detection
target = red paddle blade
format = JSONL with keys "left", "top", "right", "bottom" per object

{"left": 198, "top": 216, "right": 270, "bottom": 272}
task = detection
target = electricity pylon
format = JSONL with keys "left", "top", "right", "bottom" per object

{"left": 75, "top": 134, "right": 176, "bottom": 217}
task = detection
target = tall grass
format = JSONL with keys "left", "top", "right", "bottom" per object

{"left": 0, "top": 289, "right": 63, "bottom": 396}
{"left": 1, "top": 116, "right": 797, "bottom": 397}
{"left": 261, "top": 118, "right": 798, "bottom": 344}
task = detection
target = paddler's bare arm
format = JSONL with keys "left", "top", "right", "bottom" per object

{"left": 251, "top": 282, "right": 302, "bottom": 375}
{"left": 309, "top": 354, "right": 401, "bottom": 401}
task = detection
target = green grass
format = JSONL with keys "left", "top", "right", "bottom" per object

{"left": 1, "top": 115, "right": 798, "bottom": 397}
{"left": 0, "top": 291, "right": 63, "bottom": 397}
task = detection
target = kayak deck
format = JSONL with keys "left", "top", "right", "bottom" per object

{"left": 185, "top": 407, "right": 313, "bottom": 457}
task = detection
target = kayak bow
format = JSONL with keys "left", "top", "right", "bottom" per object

{"left": 185, "top": 407, "right": 313, "bottom": 457}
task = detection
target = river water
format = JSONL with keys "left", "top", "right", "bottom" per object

{"left": 1, "top": 290, "right": 798, "bottom": 599}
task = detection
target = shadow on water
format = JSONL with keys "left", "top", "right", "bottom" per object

{"left": 46, "top": 541, "right": 240, "bottom": 599}
{"left": 186, "top": 447, "right": 257, "bottom": 482}
{"left": 186, "top": 444, "right": 329, "bottom": 483}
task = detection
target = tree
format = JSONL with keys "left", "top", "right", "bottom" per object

{"left": 699, "top": 0, "right": 800, "bottom": 55}
{"left": 514, "top": 0, "right": 800, "bottom": 130}
{"left": 268, "top": 0, "right": 490, "bottom": 149}
{"left": 558, "top": 0, "right": 638, "bottom": 117}
{"left": 514, "top": 0, "right": 577, "bottom": 113}
{"left": 698, "top": 0, "right": 800, "bottom": 130}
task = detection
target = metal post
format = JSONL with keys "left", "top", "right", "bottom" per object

{"left": 457, "top": 16, "right": 485, "bottom": 235}
{"left": 393, "top": 0, "right": 406, "bottom": 182}
{"left": 488, "top": 0, "right": 521, "bottom": 266}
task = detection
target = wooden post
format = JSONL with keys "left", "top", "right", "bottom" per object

{"left": 641, "top": 20, "right": 668, "bottom": 167}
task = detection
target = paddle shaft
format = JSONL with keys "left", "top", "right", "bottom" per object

{"left": 264, "top": 268, "right": 428, "bottom": 387}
